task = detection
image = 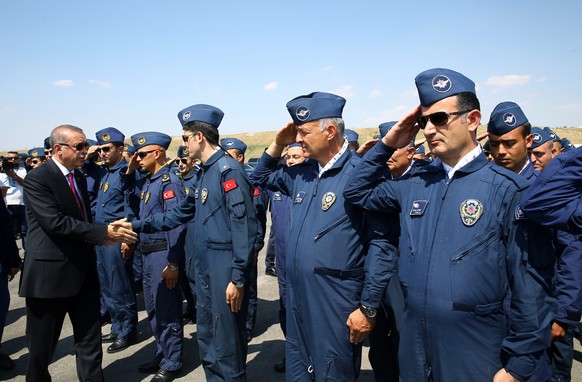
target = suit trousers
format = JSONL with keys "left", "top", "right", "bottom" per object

{"left": 25, "top": 273, "right": 103, "bottom": 382}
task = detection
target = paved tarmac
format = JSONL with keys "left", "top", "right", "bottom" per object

{"left": 1, "top": 236, "right": 581, "bottom": 381}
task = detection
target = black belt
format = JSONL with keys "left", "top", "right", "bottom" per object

{"left": 140, "top": 241, "right": 168, "bottom": 254}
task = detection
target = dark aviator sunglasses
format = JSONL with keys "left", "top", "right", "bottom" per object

{"left": 417, "top": 109, "right": 471, "bottom": 129}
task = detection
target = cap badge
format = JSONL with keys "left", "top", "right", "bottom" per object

{"left": 296, "top": 106, "right": 310, "bottom": 122}
{"left": 533, "top": 133, "right": 542, "bottom": 143}
{"left": 460, "top": 199, "right": 483, "bottom": 226}
{"left": 321, "top": 192, "right": 336, "bottom": 211}
{"left": 138, "top": 137, "right": 146, "bottom": 145}
{"left": 102, "top": 134, "right": 110, "bottom": 142}
{"left": 432, "top": 75, "right": 451, "bottom": 93}
{"left": 31, "top": 150, "right": 38, "bottom": 157}
{"left": 226, "top": 141, "right": 234, "bottom": 147}
{"left": 503, "top": 113, "right": 516, "bottom": 127}
{"left": 182, "top": 111, "right": 191, "bottom": 122}
{"left": 123, "top": 144, "right": 128, "bottom": 150}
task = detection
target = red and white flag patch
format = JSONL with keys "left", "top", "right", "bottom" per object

{"left": 223, "top": 179, "right": 238, "bottom": 192}
{"left": 253, "top": 188, "right": 260, "bottom": 197}
{"left": 163, "top": 190, "right": 175, "bottom": 200}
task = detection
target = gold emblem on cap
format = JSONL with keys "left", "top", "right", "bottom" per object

{"left": 322, "top": 192, "right": 336, "bottom": 211}
{"left": 138, "top": 137, "right": 146, "bottom": 145}
{"left": 103, "top": 182, "right": 109, "bottom": 193}
{"left": 31, "top": 150, "right": 38, "bottom": 157}
{"left": 201, "top": 188, "right": 208, "bottom": 204}
{"left": 124, "top": 144, "right": 128, "bottom": 150}
{"left": 102, "top": 134, "right": 111, "bottom": 142}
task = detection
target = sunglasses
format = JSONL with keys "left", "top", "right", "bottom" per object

{"left": 45, "top": 149, "right": 53, "bottom": 155}
{"left": 58, "top": 141, "right": 90, "bottom": 151}
{"left": 96, "top": 146, "right": 113, "bottom": 153}
{"left": 179, "top": 159, "right": 190, "bottom": 164}
{"left": 417, "top": 109, "right": 472, "bottom": 129}
{"left": 6, "top": 157, "right": 19, "bottom": 161}
{"left": 182, "top": 134, "right": 194, "bottom": 143}
{"left": 31, "top": 159, "right": 41, "bottom": 164}
{"left": 136, "top": 150, "right": 157, "bottom": 159}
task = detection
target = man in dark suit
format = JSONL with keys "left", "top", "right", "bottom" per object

{"left": 19, "top": 124, "right": 137, "bottom": 382}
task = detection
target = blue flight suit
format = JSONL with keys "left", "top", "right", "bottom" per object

{"left": 521, "top": 146, "right": 582, "bottom": 234}
{"left": 133, "top": 150, "right": 257, "bottom": 382}
{"left": 180, "top": 167, "right": 199, "bottom": 319}
{"left": 343, "top": 142, "right": 555, "bottom": 382}
{"left": 246, "top": 186, "right": 267, "bottom": 338}
{"left": 93, "top": 159, "right": 137, "bottom": 341}
{"left": 251, "top": 148, "right": 399, "bottom": 382}
{"left": 137, "top": 166, "right": 186, "bottom": 372}
{"left": 267, "top": 189, "right": 292, "bottom": 335}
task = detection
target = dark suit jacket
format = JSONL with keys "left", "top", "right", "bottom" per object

{"left": 19, "top": 159, "right": 107, "bottom": 299}
{"left": 0, "top": 197, "right": 20, "bottom": 271}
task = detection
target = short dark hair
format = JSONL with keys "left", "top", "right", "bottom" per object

{"left": 521, "top": 122, "right": 532, "bottom": 137}
{"left": 184, "top": 121, "right": 219, "bottom": 145}
{"left": 456, "top": 92, "right": 480, "bottom": 112}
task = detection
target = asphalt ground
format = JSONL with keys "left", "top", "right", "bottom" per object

{"left": 1, "top": 234, "right": 581, "bottom": 381}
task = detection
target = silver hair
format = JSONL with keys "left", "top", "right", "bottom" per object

{"left": 318, "top": 117, "right": 345, "bottom": 135}
{"left": 50, "top": 125, "right": 84, "bottom": 149}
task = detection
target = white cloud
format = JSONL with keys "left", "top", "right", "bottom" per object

{"left": 484, "top": 75, "right": 530, "bottom": 87}
{"left": 369, "top": 90, "right": 382, "bottom": 99}
{"left": 264, "top": 81, "right": 278, "bottom": 90}
{"left": 53, "top": 79, "right": 74, "bottom": 87}
{"left": 328, "top": 85, "right": 354, "bottom": 99}
{"left": 0, "top": 106, "right": 14, "bottom": 115}
{"left": 556, "top": 103, "right": 582, "bottom": 112}
{"left": 89, "top": 80, "right": 111, "bottom": 89}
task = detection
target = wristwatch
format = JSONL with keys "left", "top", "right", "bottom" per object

{"left": 232, "top": 280, "right": 245, "bottom": 288}
{"left": 359, "top": 304, "right": 377, "bottom": 318}
{"left": 167, "top": 264, "right": 179, "bottom": 271}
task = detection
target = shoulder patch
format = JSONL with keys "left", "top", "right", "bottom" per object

{"left": 218, "top": 157, "right": 232, "bottom": 174}
{"left": 514, "top": 205, "right": 526, "bottom": 220}
{"left": 163, "top": 190, "right": 175, "bottom": 200}
{"left": 223, "top": 178, "right": 238, "bottom": 192}
{"left": 253, "top": 188, "right": 260, "bottom": 197}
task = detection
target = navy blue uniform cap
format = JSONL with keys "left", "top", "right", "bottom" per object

{"left": 344, "top": 129, "right": 359, "bottom": 143}
{"left": 378, "top": 121, "right": 397, "bottom": 138}
{"left": 415, "top": 68, "right": 476, "bottom": 107}
{"left": 530, "top": 127, "right": 553, "bottom": 149}
{"left": 543, "top": 127, "right": 560, "bottom": 142}
{"left": 286, "top": 92, "right": 346, "bottom": 126}
{"left": 28, "top": 147, "right": 45, "bottom": 158}
{"left": 130, "top": 132, "right": 172, "bottom": 150}
{"left": 220, "top": 138, "right": 247, "bottom": 153}
{"left": 177, "top": 145, "right": 189, "bottom": 158}
{"left": 487, "top": 101, "right": 529, "bottom": 135}
{"left": 96, "top": 127, "right": 125, "bottom": 145}
{"left": 178, "top": 104, "right": 224, "bottom": 128}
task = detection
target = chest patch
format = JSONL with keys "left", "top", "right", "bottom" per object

{"left": 274, "top": 192, "right": 282, "bottom": 201}
{"left": 410, "top": 200, "right": 428, "bottom": 216}
{"left": 514, "top": 205, "right": 526, "bottom": 220}
{"left": 294, "top": 191, "right": 306, "bottom": 204}
{"left": 194, "top": 188, "right": 199, "bottom": 199}
{"left": 322, "top": 192, "right": 336, "bottom": 211}
{"left": 201, "top": 188, "right": 208, "bottom": 204}
{"left": 460, "top": 199, "right": 484, "bottom": 226}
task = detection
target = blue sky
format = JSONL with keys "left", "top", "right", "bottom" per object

{"left": 1, "top": 1, "right": 581, "bottom": 151}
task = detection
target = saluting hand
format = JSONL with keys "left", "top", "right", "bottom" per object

{"left": 266, "top": 122, "right": 297, "bottom": 159}
{"left": 356, "top": 138, "right": 379, "bottom": 157}
{"left": 383, "top": 106, "right": 422, "bottom": 149}
{"left": 346, "top": 308, "right": 375, "bottom": 344}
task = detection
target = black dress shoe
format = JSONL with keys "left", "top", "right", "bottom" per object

{"left": 107, "top": 338, "right": 131, "bottom": 353}
{"left": 101, "top": 333, "right": 117, "bottom": 343}
{"left": 274, "top": 357, "right": 285, "bottom": 373}
{"left": 265, "top": 267, "right": 277, "bottom": 277}
{"left": 150, "top": 369, "right": 179, "bottom": 382}
{"left": 138, "top": 359, "right": 160, "bottom": 374}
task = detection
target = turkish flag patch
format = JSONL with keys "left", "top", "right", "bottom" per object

{"left": 253, "top": 188, "right": 260, "bottom": 197}
{"left": 223, "top": 179, "right": 238, "bottom": 192}
{"left": 163, "top": 190, "right": 175, "bottom": 200}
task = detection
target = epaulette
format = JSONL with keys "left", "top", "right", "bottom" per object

{"left": 161, "top": 173, "right": 171, "bottom": 183}
{"left": 488, "top": 164, "right": 529, "bottom": 191}
{"left": 218, "top": 157, "right": 232, "bottom": 175}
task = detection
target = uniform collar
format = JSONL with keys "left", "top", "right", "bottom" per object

{"left": 318, "top": 139, "right": 349, "bottom": 178}
{"left": 202, "top": 149, "right": 226, "bottom": 169}
{"left": 441, "top": 144, "right": 483, "bottom": 180}
{"left": 108, "top": 158, "right": 127, "bottom": 172}
{"left": 150, "top": 164, "right": 171, "bottom": 180}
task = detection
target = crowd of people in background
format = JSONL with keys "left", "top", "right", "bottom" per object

{"left": 0, "top": 67, "right": 581, "bottom": 382}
